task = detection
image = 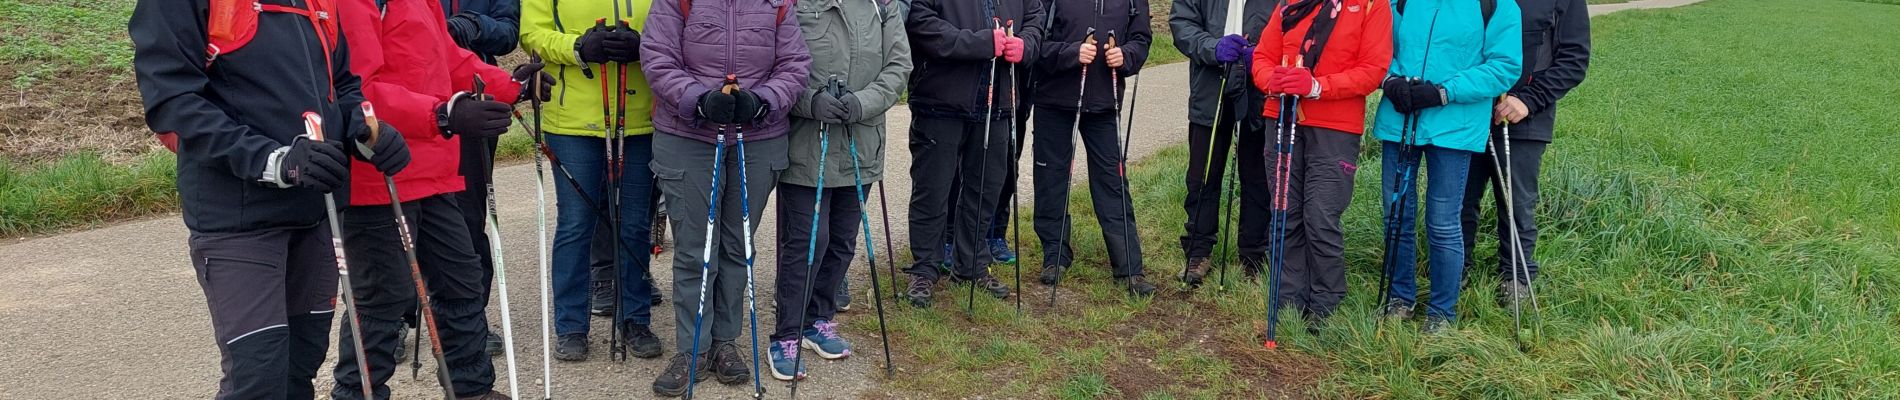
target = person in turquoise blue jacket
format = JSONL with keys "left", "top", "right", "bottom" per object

{"left": 1370, "top": 0, "right": 1520, "bottom": 334}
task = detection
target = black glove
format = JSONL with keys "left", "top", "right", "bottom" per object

{"left": 731, "top": 89, "right": 768, "bottom": 123}
{"left": 446, "top": 12, "right": 480, "bottom": 49}
{"left": 696, "top": 90, "right": 738, "bottom": 124}
{"left": 280, "top": 137, "right": 348, "bottom": 192}
{"left": 577, "top": 26, "right": 637, "bottom": 64}
{"left": 815, "top": 91, "right": 862, "bottom": 124}
{"left": 1381, "top": 76, "right": 1413, "bottom": 113}
{"left": 512, "top": 62, "right": 554, "bottom": 103}
{"left": 1387, "top": 77, "right": 1447, "bottom": 115}
{"left": 607, "top": 23, "right": 643, "bottom": 63}
{"left": 351, "top": 122, "right": 411, "bottom": 175}
{"left": 443, "top": 94, "right": 515, "bottom": 138}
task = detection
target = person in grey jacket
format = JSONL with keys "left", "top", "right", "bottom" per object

{"left": 1171, "top": 0, "right": 1275, "bottom": 286}
{"left": 769, "top": 0, "right": 911, "bottom": 381}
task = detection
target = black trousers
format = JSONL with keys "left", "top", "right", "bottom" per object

{"left": 335, "top": 194, "right": 494, "bottom": 399}
{"left": 772, "top": 183, "right": 864, "bottom": 341}
{"left": 985, "top": 110, "right": 1033, "bottom": 240}
{"left": 1268, "top": 126, "right": 1361, "bottom": 318}
{"left": 457, "top": 135, "right": 499, "bottom": 308}
{"left": 1461, "top": 137, "right": 1547, "bottom": 283}
{"left": 1181, "top": 102, "right": 1271, "bottom": 264}
{"left": 1030, "top": 106, "right": 1144, "bottom": 277}
{"left": 906, "top": 116, "right": 1011, "bottom": 282}
{"left": 188, "top": 225, "right": 338, "bottom": 400}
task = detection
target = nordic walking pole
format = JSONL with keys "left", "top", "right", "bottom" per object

{"left": 845, "top": 88, "right": 898, "bottom": 381}
{"left": 471, "top": 76, "right": 524, "bottom": 396}
{"left": 523, "top": 52, "right": 557, "bottom": 400}
{"left": 1264, "top": 56, "right": 1300, "bottom": 350}
{"left": 790, "top": 78, "right": 845, "bottom": 396}
{"left": 589, "top": 18, "right": 630, "bottom": 365}
{"left": 304, "top": 112, "right": 376, "bottom": 400}
{"left": 357, "top": 105, "right": 457, "bottom": 399}
{"left": 1491, "top": 110, "right": 1540, "bottom": 351}
{"left": 724, "top": 77, "right": 769, "bottom": 400}
{"left": 1005, "top": 21, "right": 1023, "bottom": 315}
{"left": 1109, "top": 32, "right": 1143, "bottom": 294}
{"left": 875, "top": 182, "right": 901, "bottom": 306}
{"left": 962, "top": 17, "right": 1005, "bottom": 317}
{"left": 1052, "top": 28, "right": 1097, "bottom": 307}
{"left": 683, "top": 123, "right": 729, "bottom": 400}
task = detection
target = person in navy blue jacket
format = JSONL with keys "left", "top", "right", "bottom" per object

{"left": 440, "top": 0, "right": 521, "bottom": 358}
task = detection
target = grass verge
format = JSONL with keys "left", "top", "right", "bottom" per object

{"left": 863, "top": 0, "right": 1900, "bottom": 398}
{"left": 0, "top": 152, "right": 178, "bottom": 237}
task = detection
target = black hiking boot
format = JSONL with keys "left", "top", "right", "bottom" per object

{"left": 651, "top": 352, "right": 709, "bottom": 397}
{"left": 1118, "top": 275, "right": 1157, "bottom": 298}
{"left": 590, "top": 281, "right": 613, "bottom": 317}
{"left": 620, "top": 321, "right": 663, "bottom": 359}
{"left": 1181, "top": 257, "right": 1211, "bottom": 287}
{"left": 394, "top": 326, "right": 411, "bottom": 364}
{"left": 973, "top": 273, "right": 1011, "bottom": 299}
{"left": 554, "top": 333, "right": 588, "bottom": 361}
{"left": 708, "top": 341, "right": 751, "bottom": 384}
{"left": 1497, "top": 280, "right": 1531, "bottom": 310}
{"left": 1038, "top": 263, "right": 1068, "bottom": 285}
{"left": 1381, "top": 299, "right": 1415, "bottom": 321}
{"left": 486, "top": 331, "right": 504, "bottom": 357}
{"left": 903, "top": 274, "right": 935, "bottom": 308}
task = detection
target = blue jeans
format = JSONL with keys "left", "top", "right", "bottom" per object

{"left": 1381, "top": 141, "right": 1471, "bottom": 320}
{"left": 547, "top": 133, "right": 655, "bottom": 335}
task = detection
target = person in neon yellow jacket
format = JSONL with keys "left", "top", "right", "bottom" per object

{"left": 521, "top": 0, "right": 665, "bottom": 361}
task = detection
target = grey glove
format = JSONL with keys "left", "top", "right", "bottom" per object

{"left": 814, "top": 91, "right": 862, "bottom": 124}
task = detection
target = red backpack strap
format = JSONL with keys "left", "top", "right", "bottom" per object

{"left": 777, "top": 0, "right": 790, "bottom": 24}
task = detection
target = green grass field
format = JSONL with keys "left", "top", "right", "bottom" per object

{"left": 858, "top": 0, "right": 1900, "bottom": 398}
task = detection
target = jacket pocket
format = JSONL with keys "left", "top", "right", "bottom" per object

{"left": 651, "top": 159, "right": 687, "bottom": 181}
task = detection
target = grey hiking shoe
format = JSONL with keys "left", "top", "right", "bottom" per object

{"left": 903, "top": 274, "right": 935, "bottom": 308}
{"left": 1421, "top": 315, "right": 1453, "bottom": 335}
{"left": 1381, "top": 299, "right": 1415, "bottom": 321}
{"left": 708, "top": 341, "right": 750, "bottom": 384}
{"left": 1181, "top": 257, "right": 1211, "bottom": 287}
{"left": 554, "top": 333, "right": 588, "bottom": 361}
{"left": 1038, "top": 263, "right": 1067, "bottom": 285}
{"left": 1498, "top": 280, "right": 1531, "bottom": 309}
{"left": 973, "top": 273, "right": 1011, "bottom": 299}
{"left": 1118, "top": 275, "right": 1157, "bottom": 298}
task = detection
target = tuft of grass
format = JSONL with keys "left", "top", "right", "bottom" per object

{"left": 0, "top": 152, "right": 178, "bottom": 237}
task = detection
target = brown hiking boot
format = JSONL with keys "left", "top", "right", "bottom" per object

{"left": 457, "top": 390, "right": 511, "bottom": 400}
{"left": 1181, "top": 257, "right": 1211, "bottom": 286}
{"left": 973, "top": 273, "right": 1011, "bottom": 299}
{"left": 1118, "top": 275, "right": 1157, "bottom": 298}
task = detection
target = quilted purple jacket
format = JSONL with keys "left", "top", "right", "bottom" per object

{"left": 642, "top": 0, "right": 813, "bottom": 144}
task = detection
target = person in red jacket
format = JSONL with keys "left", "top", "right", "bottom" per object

{"left": 1251, "top": 0, "right": 1392, "bottom": 331}
{"left": 331, "top": 0, "right": 550, "bottom": 397}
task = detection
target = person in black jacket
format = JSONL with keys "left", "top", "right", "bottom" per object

{"left": 902, "top": 0, "right": 1045, "bottom": 308}
{"left": 1170, "top": 0, "right": 1275, "bottom": 286}
{"left": 1030, "top": 0, "right": 1154, "bottom": 297}
{"left": 130, "top": 0, "right": 409, "bottom": 397}
{"left": 1462, "top": 0, "right": 1589, "bottom": 308}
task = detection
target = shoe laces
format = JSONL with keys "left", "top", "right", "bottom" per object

{"left": 813, "top": 320, "right": 843, "bottom": 341}
{"left": 777, "top": 339, "right": 800, "bottom": 359}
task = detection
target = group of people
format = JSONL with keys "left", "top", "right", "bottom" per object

{"left": 130, "top": 0, "right": 1588, "bottom": 397}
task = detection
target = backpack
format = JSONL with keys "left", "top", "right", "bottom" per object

{"left": 1394, "top": 0, "right": 1495, "bottom": 27}
{"left": 205, "top": 0, "right": 340, "bottom": 68}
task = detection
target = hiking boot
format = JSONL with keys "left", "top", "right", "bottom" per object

{"left": 708, "top": 341, "right": 750, "bottom": 384}
{"left": 590, "top": 281, "right": 613, "bottom": 316}
{"left": 650, "top": 284, "right": 665, "bottom": 307}
{"left": 1380, "top": 299, "right": 1415, "bottom": 321}
{"left": 1241, "top": 257, "right": 1264, "bottom": 283}
{"left": 767, "top": 339, "right": 806, "bottom": 381}
{"left": 1038, "top": 263, "right": 1068, "bottom": 285}
{"left": 836, "top": 279, "right": 852, "bottom": 312}
{"left": 972, "top": 273, "right": 1011, "bottom": 299}
{"left": 394, "top": 326, "right": 411, "bottom": 364}
{"left": 1181, "top": 257, "right": 1211, "bottom": 286}
{"left": 651, "top": 352, "right": 709, "bottom": 397}
{"left": 1117, "top": 275, "right": 1157, "bottom": 298}
{"left": 987, "top": 238, "right": 1017, "bottom": 264}
{"left": 619, "top": 321, "right": 663, "bottom": 359}
{"left": 1304, "top": 311, "right": 1328, "bottom": 335}
{"left": 1497, "top": 280, "right": 1531, "bottom": 310}
{"left": 903, "top": 274, "right": 935, "bottom": 308}
{"left": 802, "top": 319, "right": 852, "bottom": 359}
{"left": 554, "top": 333, "right": 588, "bottom": 361}
{"left": 486, "top": 331, "right": 504, "bottom": 357}
{"left": 1421, "top": 315, "right": 1453, "bottom": 335}
{"left": 456, "top": 390, "right": 512, "bottom": 400}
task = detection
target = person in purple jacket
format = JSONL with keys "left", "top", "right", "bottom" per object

{"left": 640, "top": 0, "right": 812, "bottom": 396}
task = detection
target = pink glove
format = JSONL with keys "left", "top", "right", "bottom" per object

{"left": 1273, "top": 67, "right": 1316, "bottom": 97}
{"left": 992, "top": 28, "right": 1008, "bottom": 57}
{"left": 1003, "top": 37, "right": 1025, "bottom": 63}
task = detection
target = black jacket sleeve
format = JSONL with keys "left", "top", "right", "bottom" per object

{"left": 1511, "top": 0, "right": 1589, "bottom": 114}
{"left": 907, "top": 0, "right": 999, "bottom": 61}
{"left": 1116, "top": 0, "right": 1152, "bottom": 76}
{"left": 1169, "top": 0, "right": 1219, "bottom": 66}
{"left": 465, "top": 0, "right": 521, "bottom": 57}
{"left": 130, "top": 0, "right": 281, "bottom": 183}
{"left": 1017, "top": 0, "right": 1046, "bottom": 67}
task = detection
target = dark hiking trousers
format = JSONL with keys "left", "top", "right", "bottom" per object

{"left": 1267, "top": 126, "right": 1361, "bottom": 318}
{"left": 1461, "top": 137, "right": 1546, "bottom": 284}
{"left": 653, "top": 132, "right": 786, "bottom": 355}
{"left": 459, "top": 135, "right": 498, "bottom": 304}
{"left": 772, "top": 183, "right": 865, "bottom": 341}
{"left": 333, "top": 194, "right": 495, "bottom": 399}
{"left": 1030, "top": 106, "right": 1144, "bottom": 277}
{"left": 985, "top": 110, "right": 1033, "bottom": 240}
{"left": 1181, "top": 107, "right": 1271, "bottom": 263}
{"left": 905, "top": 116, "right": 1011, "bottom": 282}
{"left": 189, "top": 225, "right": 338, "bottom": 400}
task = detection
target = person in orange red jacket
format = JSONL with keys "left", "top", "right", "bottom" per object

{"left": 331, "top": 0, "right": 550, "bottom": 397}
{"left": 1250, "top": 0, "right": 1392, "bottom": 331}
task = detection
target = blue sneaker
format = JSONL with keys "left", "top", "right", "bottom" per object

{"left": 987, "top": 238, "right": 1017, "bottom": 264}
{"left": 801, "top": 319, "right": 853, "bottom": 360}
{"left": 836, "top": 280, "right": 852, "bottom": 312}
{"left": 768, "top": 339, "right": 806, "bottom": 381}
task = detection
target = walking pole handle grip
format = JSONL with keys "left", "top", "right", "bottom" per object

{"left": 302, "top": 112, "right": 325, "bottom": 142}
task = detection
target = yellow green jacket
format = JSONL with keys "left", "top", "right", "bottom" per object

{"left": 521, "top": 0, "right": 656, "bottom": 137}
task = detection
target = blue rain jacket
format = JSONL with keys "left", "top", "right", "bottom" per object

{"left": 1370, "top": 0, "right": 1522, "bottom": 153}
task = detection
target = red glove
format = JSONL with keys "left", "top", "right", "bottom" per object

{"left": 1274, "top": 67, "right": 1316, "bottom": 97}
{"left": 992, "top": 28, "right": 1008, "bottom": 57}
{"left": 1003, "top": 37, "right": 1025, "bottom": 63}
{"left": 1262, "top": 66, "right": 1291, "bottom": 94}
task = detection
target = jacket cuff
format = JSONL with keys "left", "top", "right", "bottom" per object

{"left": 259, "top": 145, "right": 293, "bottom": 188}
{"left": 678, "top": 85, "right": 711, "bottom": 122}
